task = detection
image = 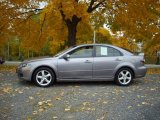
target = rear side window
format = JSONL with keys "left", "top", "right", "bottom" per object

{"left": 96, "top": 46, "right": 122, "bottom": 57}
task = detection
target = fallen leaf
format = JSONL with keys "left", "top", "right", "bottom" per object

{"left": 26, "top": 117, "right": 32, "bottom": 120}
{"left": 29, "top": 96, "right": 34, "bottom": 100}
{"left": 82, "top": 102, "right": 90, "bottom": 106}
{"left": 38, "top": 108, "right": 44, "bottom": 112}
{"left": 65, "top": 106, "right": 71, "bottom": 111}
{"left": 38, "top": 102, "right": 43, "bottom": 106}
{"left": 137, "top": 104, "right": 141, "bottom": 107}
{"left": 46, "top": 100, "right": 51, "bottom": 102}
{"left": 65, "top": 108, "right": 70, "bottom": 111}
{"left": 32, "top": 111, "right": 37, "bottom": 115}
{"left": 18, "top": 91, "right": 23, "bottom": 94}
{"left": 142, "top": 102, "right": 149, "bottom": 105}
{"left": 128, "top": 106, "right": 132, "bottom": 109}
{"left": 55, "top": 97, "right": 61, "bottom": 101}
{"left": 150, "top": 88, "right": 156, "bottom": 91}
{"left": 103, "top": 101, "right": 108, "bottom": 104}
{"left": 47, "top": 103, "right": 53, "bottom": 107}
{"left": 53, "top": 116, "right": 58, "bottom": 119}
{"left": 2, "top": 86, "right": 12, "bottom": 93}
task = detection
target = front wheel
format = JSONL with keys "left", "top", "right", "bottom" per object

{"left": 115, "top": 68, "right": 133, "bottom": 86}
{"left": 33, "top": 67, "right": 55, "bottom": 87}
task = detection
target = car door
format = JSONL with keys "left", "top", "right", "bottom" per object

{"left": 93, "top": 45, "right": 123, "bottom": 79}
{"left": 58, "top": 46, "right": 93, "bottom": 80}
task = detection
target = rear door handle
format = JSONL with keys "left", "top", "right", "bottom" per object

{"left": 85, "top": 60, "right": 92, "bottom": 63}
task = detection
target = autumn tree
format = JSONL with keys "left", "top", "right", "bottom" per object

{"left": 0, "top": 0, "right": 14, "bottom": 46}
{"left": 0, "top": 0, "right": 107, "bottom": 53}
{"left": 1, "top": 0, "right": 159, "bottom": 60}
{"left": 40, "top": 0, "right": 106, "bottom": 47}
{"left": 106, "top": 0, "right": 160, "bottom": 54}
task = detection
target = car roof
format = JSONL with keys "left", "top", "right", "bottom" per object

{"left": 77, "top": 43, "right": 111, "bottom": 46}
{"left": 75, "top": 44, "right": 116, "bottom": 48}
{"left": 75, "top": 44, "right": 133, "bottom": 55}
{"left": 75, "top": 44, "right": 122, "bottom": 49}
{"left": 56, "top": 44, "right": 133, "bottom": 58}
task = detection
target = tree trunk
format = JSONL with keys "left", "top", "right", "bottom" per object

{"left": 65, "top": 15, "right": 81, "bottom": 47}
{"left": 60, "top": 0, "right": 104, "bottom": 47}
{"left": 67, "top": 22, "right": 77, "bottom": 47}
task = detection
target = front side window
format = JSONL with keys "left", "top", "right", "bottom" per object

{"left": 69, "top": 46, "right": 93, "bottom": 58}
{"left": 96, "top": 46, "right": 122, "bottom": 57}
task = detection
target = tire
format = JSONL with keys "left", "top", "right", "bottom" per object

{"left": 33, "top": 67, "right": 55, "bottom": 87}
{"left": 115, "top": 68, "right": 133, "bottom": 86}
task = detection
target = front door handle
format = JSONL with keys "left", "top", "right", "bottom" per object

{"left": 85, "top": 60, "right": 92, "bottom": 63}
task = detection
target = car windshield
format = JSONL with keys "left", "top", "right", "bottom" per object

{"left": 54, "top": 46, "right": 75, "bottom": 57}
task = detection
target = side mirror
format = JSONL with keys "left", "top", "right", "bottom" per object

{"left": 63, "top": 54, "right": 70, "bottom": 60}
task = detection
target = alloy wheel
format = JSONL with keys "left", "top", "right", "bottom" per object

{"left": 36, "top": 70, "right": 52, "bottom": 86}
{"left": 118, "top": 70, "right": 132, "bottom": 85}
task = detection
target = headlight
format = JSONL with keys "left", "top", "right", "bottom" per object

{"left": 20, "top": 63, "right": 31, "bottom": 68}
{"left": 21, "top": 63, "right": 27, "bottom": 67}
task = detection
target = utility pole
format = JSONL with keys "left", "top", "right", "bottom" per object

{"left": 7, "top": 39, "right": 10, "bottom": 60}
{"left": 93, "top": 30, "right": 96, "bottom": 44}
{"left": 28, "top": 50, "right": 30, "bottom": 58}
{"left": 15, "top": 37, "right": 20, "bottom": 59}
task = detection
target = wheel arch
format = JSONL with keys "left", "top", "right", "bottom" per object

{"left": 114, "top": 66, "right": 135, "bottom": 79}
{"left": 31, "top": 65, "right": 57, "bottom": 82}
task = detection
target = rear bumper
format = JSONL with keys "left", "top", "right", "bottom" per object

{"left": 135, "top": 66, "right": 147, "bottom": 78}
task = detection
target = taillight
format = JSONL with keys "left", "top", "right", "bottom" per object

{"left": 140, "top": 59, "right": 145, "bottom": 64}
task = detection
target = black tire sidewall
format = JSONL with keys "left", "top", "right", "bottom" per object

{"left": 115, "top": 68, "right": 133, "bottom": 86}
{"left": 33, "top": 67, "right": 55, "bottom": 87}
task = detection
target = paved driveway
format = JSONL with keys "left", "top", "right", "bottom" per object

{"left": 0, "top": 71, "right": 160, "bottom": 120}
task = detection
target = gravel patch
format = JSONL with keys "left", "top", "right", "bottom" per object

{"left": 0, "top": 71, "right": 160, "bottom": 120}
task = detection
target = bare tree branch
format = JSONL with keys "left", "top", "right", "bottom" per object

{"left": 87, "top": 0, "right": 106, "bottom": 13}
{"left": 87, "top": 0, "right": 95, "bottom": 13}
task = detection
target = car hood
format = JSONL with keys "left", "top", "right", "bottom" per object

{"left": 24, "top": 57, "right": 56, "bottom": 63}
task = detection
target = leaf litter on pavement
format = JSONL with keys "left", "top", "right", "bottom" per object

{"left": 0, "top": 67, "right": 160, "bottom": 120}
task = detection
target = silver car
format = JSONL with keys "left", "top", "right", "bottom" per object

{"left": 16, "top": 44, "right": 147, "bottom": 87}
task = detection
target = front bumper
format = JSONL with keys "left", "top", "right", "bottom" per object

{"left": 16, "top": 67, "right": 32, "bottom": 81}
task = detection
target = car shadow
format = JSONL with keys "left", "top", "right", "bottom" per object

{"left": 18, "top": 79, "right": 144, "bottom": 87}
{"left": 54, "top": 81, "right": 116, "bottom": 87}
{"left": 18, "top": 80, "right": 116, "bottom": 87}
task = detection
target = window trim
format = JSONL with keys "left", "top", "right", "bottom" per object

{"left": 94, "top": 45, "right": 123, "bottom": 57}
{"left": 65, "top": 45, "right": 94, "bottom": 59}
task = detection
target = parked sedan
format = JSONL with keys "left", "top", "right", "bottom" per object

{"left": 16, "top": 44, "right": 147, "bottom": 87}
{"left": 0, "top": 57, "right": 5, "bottom": 64}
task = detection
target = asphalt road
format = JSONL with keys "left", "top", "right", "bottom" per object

{"left": 0, "top": 71, "right": 160, "bottom": 120}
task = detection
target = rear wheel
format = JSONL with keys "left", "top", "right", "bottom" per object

{"left": 115, "top": 68, "right": 133, "bottom": 86}
{"left": 33, "top": 67, "right": 55, "bottom": 87}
